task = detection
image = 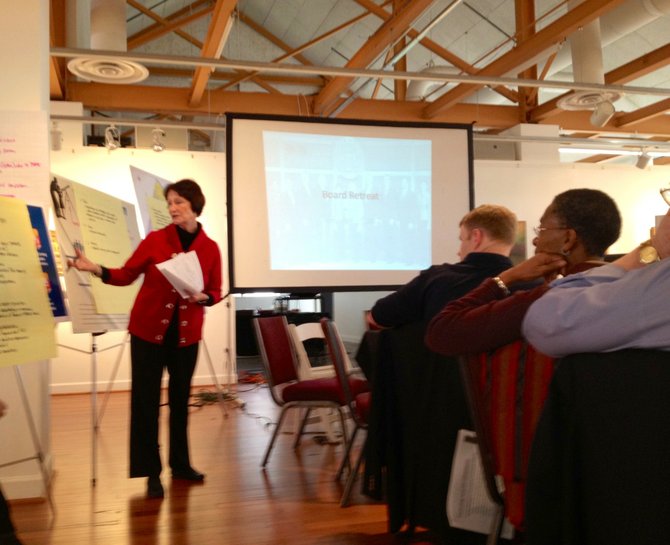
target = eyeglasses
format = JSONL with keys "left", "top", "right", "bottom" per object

{"left": 660, "top": 187, "right": 670, "bottom": 206}
{"left": 533, "top": 225, "right": 568, "bottom": 236}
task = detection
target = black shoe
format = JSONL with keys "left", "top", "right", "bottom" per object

{"left": 0, "top": 532, "right": 24, "bottom": 545}
{"left": 147, "top": 476, "right": 164, "bottom": 498}
{"left": 172, "top": 467, "right": 205, "bottom": 482}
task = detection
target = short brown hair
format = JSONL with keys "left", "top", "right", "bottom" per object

{"left": 460, "top": 204, "right": 517, "bottom": 245}
{"left": 164, "top": 179, "right": 205, "bottom": 216}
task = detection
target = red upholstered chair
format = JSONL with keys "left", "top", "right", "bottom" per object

{"left": 253, "top": 315, "right": 351, "bottom": 467}
{"left": 459, "top": 340, "right": 555, "bottom": 543}
{"left": 320, "top": 318, "right": 371, "bottom": 506}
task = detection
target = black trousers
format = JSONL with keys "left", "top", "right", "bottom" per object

{"left": 0, "top": 487, "right": 16, "bottom": 538}
{"left": 129, "top": 335, "right": 199, "bottom": 478}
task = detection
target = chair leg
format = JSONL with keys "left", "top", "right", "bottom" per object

{"left": 340, "top": 444, "right": 365, "bottom": 507}
{"left": 293, "top": 408, "right": 312, "bottom": 449}
{"left": 485, "top": 503, "right": 504, "bottom": 545}
{"left": 261, "top": 405, "right": 291, "bottom": 467}
{"left": 336, "top": 424, "right": 359, "bottom": 481}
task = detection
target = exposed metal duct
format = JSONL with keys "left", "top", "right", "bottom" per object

{"left": 557, "top": 0, "right": 621, "bottom": 125}
{"left": 68, "top": 0, "right": 148, "bottom": 84}
{"left": 407, "top": 65, "right": 459, "bottom": 101}
{"left": 552, "top": 0, "right": 670, "bottom": 76}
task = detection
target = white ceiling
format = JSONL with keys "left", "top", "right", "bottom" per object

{"left": 50, "top": 0, "right": 670, "bottom": 161}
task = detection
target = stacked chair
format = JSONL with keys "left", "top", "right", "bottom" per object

{"left": 320, "top": 318, "right": 371, "bottom": 506}
{"left": 253, "top": 315, "right": 367, "bottom": 468}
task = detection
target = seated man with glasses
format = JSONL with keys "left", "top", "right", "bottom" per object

{"left": 425, "top": 188, "right": 622, "bottom": 356}
{"left": 522, "top": 205, "right": 670, "bottom": 357}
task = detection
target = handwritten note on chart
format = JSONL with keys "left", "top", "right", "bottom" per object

{"left": 0, "top": 110, "right": 50, "bottom": 209}
{"left": 0, "top": 196, "right": 56, "bottom": 367}
{"left": 72, "top": 182, "right": 140, "bottom": 315}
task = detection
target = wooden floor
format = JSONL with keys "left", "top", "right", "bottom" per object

{"left": 8, "top": 385, "right": 441, "bottom": 545}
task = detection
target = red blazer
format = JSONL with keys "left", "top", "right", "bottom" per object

{"left": 105, "top": 223, "right": 222, "bottom": 346}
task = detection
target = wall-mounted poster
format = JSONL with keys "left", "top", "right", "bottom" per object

{"left": 0, "top": 110, "right": 50, "bottom": 210}
{"left": 0, "top": 196, "right": 56, "bottom": 367}
{"left": 52, "top": 174, "right": 141, "bottom": 333}
{"left": 130, "top": 165, "right": 171, "bottom": 236}
{"left": 28, "top": 205, "right": 67, "bottom": 320}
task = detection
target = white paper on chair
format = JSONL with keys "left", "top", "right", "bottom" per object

{"left": 155, "top": 251, "right": 204, "bottom": 298}
{"left": 446, "top": 429, "right": 514, "bottom": 539}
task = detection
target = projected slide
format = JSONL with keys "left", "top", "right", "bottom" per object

{"left": 263, "top": 131, "right": 431, "bottom": 270}
{"left": 227, "top": 114, "right": 472, "bottom": 291}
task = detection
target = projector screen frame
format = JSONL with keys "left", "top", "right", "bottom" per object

{"left": 226, "top": 112, "right": 474, "bottom": 294}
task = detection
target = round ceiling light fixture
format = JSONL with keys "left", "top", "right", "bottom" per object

{"left": 67, "top": 57, "right": 149, "bottom": 85}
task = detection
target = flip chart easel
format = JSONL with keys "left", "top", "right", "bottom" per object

{"left": 0, "top": 366, "right": 55, "bottom": 518}
{"left": 58, "top": 332, "right": 116, "bottom": 486}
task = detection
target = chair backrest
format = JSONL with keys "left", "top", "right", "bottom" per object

{"left": 253, "top": 316, "right": 300, "bottom": 404}
{"left": 288, "top": 322, "right": 331, "bottom": 380}
{"left": 460, "top": 339, "right": 556, "bottom": 531}
{"left": 527, "top": 349, "right": 670, "bottom": 545}
{"left": 320, "top": 319, "right": 354, "bottom": 403}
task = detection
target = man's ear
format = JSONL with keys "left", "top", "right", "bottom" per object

{"left": 471, "top": 227, "right": 484, "bottom": 249}
{"left": 562, "top": 228, "right": 579, "bottom": 254}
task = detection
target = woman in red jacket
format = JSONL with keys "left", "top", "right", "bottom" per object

{"left": 69, "top": 179, "right": 222, "bottom": 499}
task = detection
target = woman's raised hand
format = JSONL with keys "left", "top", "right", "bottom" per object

{"left": 67, "top": 247, "right": 101, "bottom": 276}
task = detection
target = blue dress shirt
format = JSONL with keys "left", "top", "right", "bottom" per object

{"left": 521, "top": 260, "right": 670, "bottom": 358}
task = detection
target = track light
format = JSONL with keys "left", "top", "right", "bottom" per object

{"left": 104, "top": 125, "right": 120, "bottom": 150}
{"left": 152, "top": 128, "right": 166, "bottom": 152}
{"left": 589, "top": 100, "right": 615, "bottom": 127}
{"left": 635, "top": 151, "right": 653, "bottom": 170}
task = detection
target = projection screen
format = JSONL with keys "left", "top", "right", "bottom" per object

{"left": 226, "top": 113, "right": 473, "bottom": 293}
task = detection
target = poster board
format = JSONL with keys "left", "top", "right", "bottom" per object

{"left": 52, "top": 174, "right": 141, "bottom": 333}
{"left": 0, "top": 196, "right": 56, "bottom": 367}
{"left": 28, "top": 205, "right": 67, "bottom": 320}
{"left": 0, "top": 110, "right": 50, "bottom": 210}
{"left": 129, "top": 165, "right": 171, "bottom": 236}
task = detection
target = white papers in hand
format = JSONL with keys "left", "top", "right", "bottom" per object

{"left": 156, "top": 251, "right": 204, "bottom": 299}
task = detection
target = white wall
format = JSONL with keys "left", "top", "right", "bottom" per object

{"left": 0, "top": 0, "right": 51, "bottom": 500}
{"left": 49, "top": 146, "right": 231, "bottom": 393}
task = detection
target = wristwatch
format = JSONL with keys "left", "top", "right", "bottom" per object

{"left": 639, "top": 239, "right": 660, "bottom": 264}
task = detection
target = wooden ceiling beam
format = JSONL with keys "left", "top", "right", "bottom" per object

{"left": 149, "top": 66, "right": 322, "bottom": 86}
{"left": 423, "top": 0, "right": 627, "bottom": 119}
{"left": 576, "top": 154, "right": 617, "bottom": 164}
{"left": 515, "top": 0, "right": 537, "bottom": 119}
{"left": 237, "top": 12, "right": 312, "bottom": 67}
{"left": 607, "top": 42, "right": 670, "bottom": 85}
{"left": 64, "top": 81, "right": 670, "bottom": 138}
{"left": 215, "top": 10, "right": 328, "bottom": 92}
{"left": 49, "top": 0, "right": 66, "bottom": 99}
{"left": 127, "top": 2, "right": 214, "bottom": 50}
{"left": 354, "top": 0, "right": 518, "bottom": 104}
{"left": 66, "top": 80, "right": 519, "bottom": 126}
{"left": 313, "top": 0, "right": 437, "bottom": 115}
{"left": 217, "top": 5, "right": 379, "bottom": 92}
{"left": 615, "top": 97, "right": 670, "bottom": 127}
{"left": 393, "top": 0, "right": 407, "bottom": 101}
{"left": 127, "top": 0, "right": 203, "bottom": 50}
{"left": 189, "top": 0, "right": 238, "bottom": 107}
